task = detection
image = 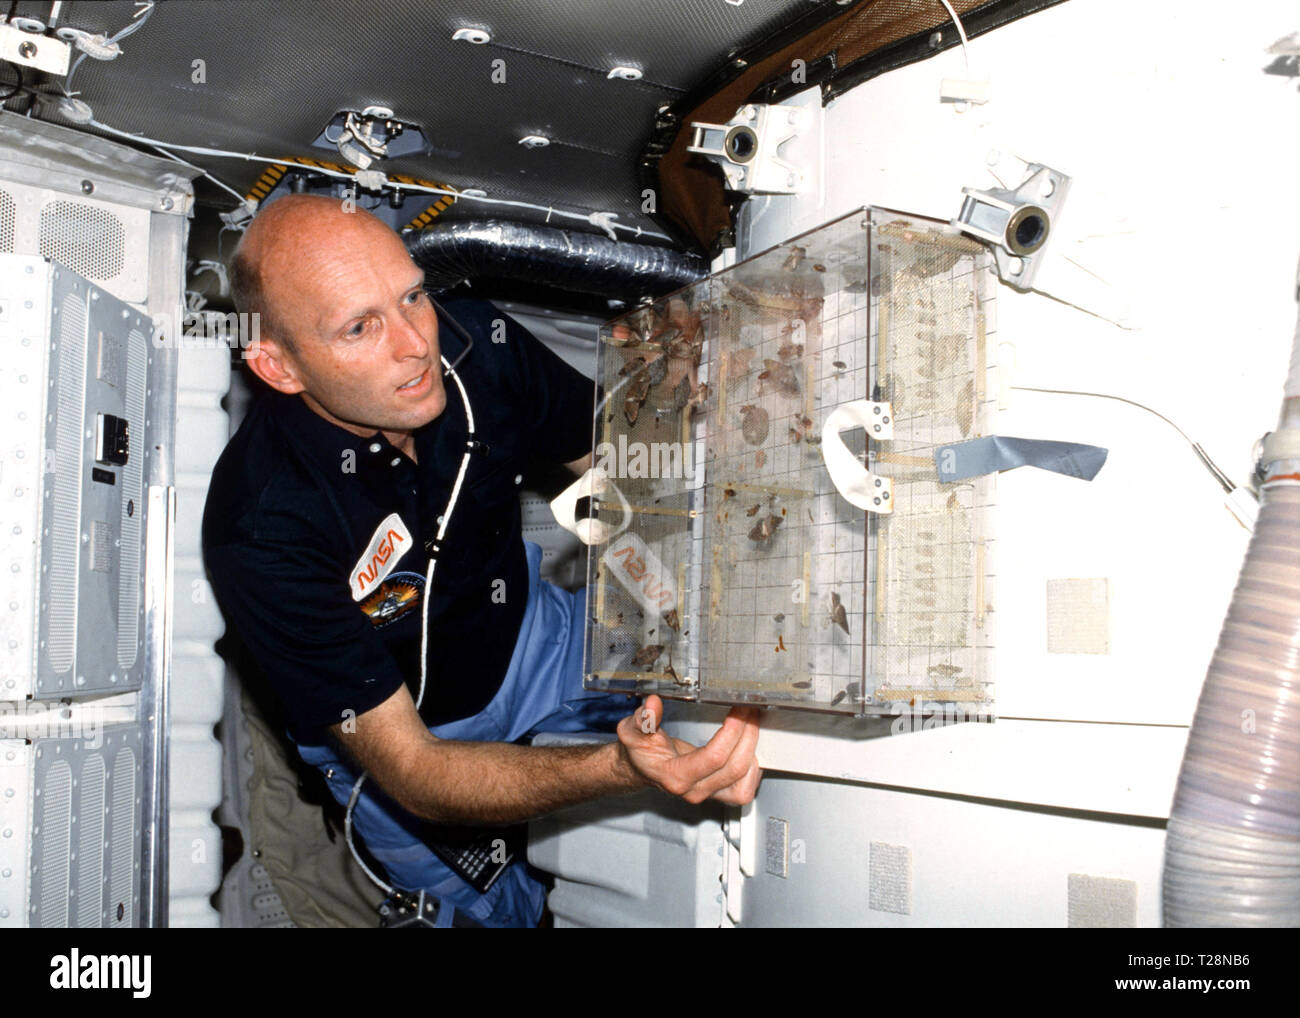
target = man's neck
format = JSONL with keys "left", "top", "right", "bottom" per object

{"left": 383, "top": 429, "right": 418, "bottom": 463}
{"left": 297, "top": 392, "right": 418, "bottom": 464}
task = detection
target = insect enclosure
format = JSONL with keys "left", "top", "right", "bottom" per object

{"left": 582, "top": 207, "right": 997, "bottom": 717}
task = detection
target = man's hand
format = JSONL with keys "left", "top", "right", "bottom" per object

{"left": 328, "top": 685, "right": 761, "bottom": 824}
{"left": 615, "top": 695, "right": 762, "bottom": 806}
{"left": 564, "top": 451, "right": 593, "bottom": 476}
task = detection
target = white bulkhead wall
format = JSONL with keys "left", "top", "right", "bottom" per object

{"left": 661, "top": 0, "right": 1299, "bottom": 926}
{"left": 170, "top": 343, "right": 231, "bottom": 926}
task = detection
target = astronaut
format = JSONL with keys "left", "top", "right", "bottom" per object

{"left": 201, "top": 195, "right": 761, "bottom": 926}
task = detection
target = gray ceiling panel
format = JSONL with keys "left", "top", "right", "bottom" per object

{"left": 467, "top": 0, "right": 828, "bottom": 88}
{"left": 7, "top": 0, "right": 834, "bottom": 239}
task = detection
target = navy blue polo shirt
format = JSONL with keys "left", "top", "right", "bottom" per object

{"left": 202, "top": 298, "right": 595, "bottom": 742}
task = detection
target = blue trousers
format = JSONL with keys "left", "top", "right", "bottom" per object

{"left": 294, "top": 542, "right": 633, "bottom": 927}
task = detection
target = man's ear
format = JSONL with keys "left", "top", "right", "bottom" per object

{"left": 244, "top": 336, "right": 305, "bottom": 394}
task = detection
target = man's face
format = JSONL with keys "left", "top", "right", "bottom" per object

{"left": 260, "top": 215, "right": 447, "bottom": 440}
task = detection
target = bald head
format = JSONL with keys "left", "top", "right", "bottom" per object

{"left": 227, "top": 193, "right": 445, "bottom": 445}
{"left": 229, "top": 194, "right": 400, "bottom": 353}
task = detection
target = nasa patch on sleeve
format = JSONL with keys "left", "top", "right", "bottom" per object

{"left": 349, "top": 512, "right": 414, "bottom": 601}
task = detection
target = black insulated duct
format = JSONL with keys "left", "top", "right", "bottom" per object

{"left": 404, "top": 220, "right": 706, "bottom": 302}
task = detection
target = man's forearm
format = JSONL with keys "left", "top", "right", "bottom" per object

{"left": 391, "top": 733, "right": 649, "bottom": 825}
{"left": 330, "top": 687, "right": 759, "bottom": 822}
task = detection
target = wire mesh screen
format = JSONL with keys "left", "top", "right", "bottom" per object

{"left": 584, "top": 207, "right": 995, "bottom": 715}
{"left": 867, "top": 214, "right": 996, "bottom": 712}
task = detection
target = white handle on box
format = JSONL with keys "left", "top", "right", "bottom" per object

{"left": 549, "top": 466, "right": 632, "bottom": 545}
{"left": 820, "top": 401, "right": 894, "bottom": 514}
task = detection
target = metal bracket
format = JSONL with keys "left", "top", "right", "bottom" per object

{"left": 953, "top": 163, "right": 1070, "bottom": 290}
{"left": 337, "top": 109, "right": 392, "bottom": 169}
{"left": 0, "top": 22, "right": 70, "bottom": 75}
{"left": 378, "top": 888, "right": 484, "bottom": 928}
{"left": 218, "top": 201, "right": 257, "bottom": 230}
{"left": 311, "top": 106, "right": 424, "bottom": 171}
{"left": 688, "top": 101, "right": 812, "bottom": 194}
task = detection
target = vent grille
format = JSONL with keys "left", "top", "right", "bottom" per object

{"left": 77, "top": 754, "right": 106, "bottom": 928}
{"left": 37, "top": 759, "right": 73, "bottom": 928}
{"left": 0, "top": 187, "right": 14, "bottom": 253}
{"left": 117, "top": 330, "right": 147, "bottom": 669}
{"left": 48, "top": 292, "right": 87, "bottom": 675}
{"left": 108, "top": 746, "right": 136, "bottom": 928}
{"left": 39, "top": 201, "right": 126, "bottom": 282}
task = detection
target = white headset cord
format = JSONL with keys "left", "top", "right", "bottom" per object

{"left": 344, "top": 353, "right": 477, "bottom": 896}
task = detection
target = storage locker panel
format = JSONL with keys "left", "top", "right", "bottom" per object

{"left": 0, "top": 255, "right": 154, "bottom": 698}
{"left": 27, "top": 729, "right": 142, "bottom": 928}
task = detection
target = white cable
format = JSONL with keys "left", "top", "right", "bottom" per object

{"left": 588, "top": 212, "right": 619, "bottom": 241}
{"left": 55, "top": 96, "right": 93, "bottom": 123}
{"left": 937, "top": 0, "right": 971, "bottom": 72}
{"left": 344, "top": 774, "right": 395, "bottom": 896}
{"left": 85, "top": 116, "right": 309, "bottom": 169}
{"left": 345, "top": 352, "right": 477, "bottom": 895}
{"left": 78, "top": 117, "right": 671, "bottom": 240}
{"left": 144, "top": 141, "right": 248, "bottom": 206}
{"left": 57, "top": 28, "right": 120, "bottom": 61}
{"left": 191, "top": 259, "right": 230, "bottom": 297}
{"left": 415, "top": 355, "right": 476, "bottom": 711}
{"left": 1011, "top": 385, "right": 1239, "bottom": 497}
{"left": 63, "top": 1, "right": 155, "bottom": 96}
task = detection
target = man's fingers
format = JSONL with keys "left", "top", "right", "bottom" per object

{"left": 617, "top": 695, "right": 664, "bottom": 741}
{"left": 637, "top": 695, "right": 663, "bottom": 735}
{"left": 656, "top": 710, "right": 760, "bottom": 803}
{"left": 617, "top": 697, "right": 762, "bottom": 804}
{"left": 677, "top": 712, "right": 761, "bottom": 803}
{"left": 637, "top": 696, "right": 662, "bottom": 735}
{"left": 676, "top": 710, "right": 749, "bottom": 778}
{"left": 711, "top": 760, "right": 763, "bottom": 806}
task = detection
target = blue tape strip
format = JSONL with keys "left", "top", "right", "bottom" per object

{"left": 935, "top": 436, "right": 1108, "bottom": 482}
